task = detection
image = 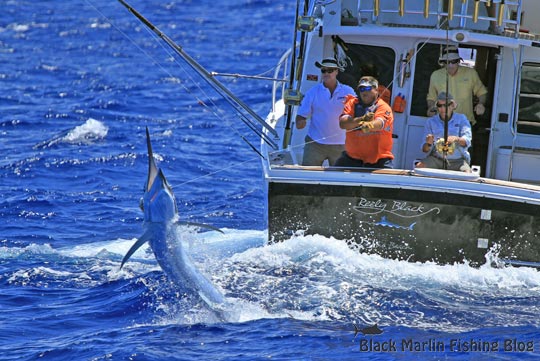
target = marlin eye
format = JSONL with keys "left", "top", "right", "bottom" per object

{"left": 139, "top": 198, "right": 144, "bottom": 211}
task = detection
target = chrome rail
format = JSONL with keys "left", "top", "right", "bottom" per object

{"left": 355, "top": 0, "right": 524, "bottom": 37}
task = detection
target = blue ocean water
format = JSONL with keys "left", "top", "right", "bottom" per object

{"left": 2, "top": 0, "right": 540, "bottom": 360}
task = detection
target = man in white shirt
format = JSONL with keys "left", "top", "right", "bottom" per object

{"left": 296, "top": 58, "right": 355, "bottom": 166}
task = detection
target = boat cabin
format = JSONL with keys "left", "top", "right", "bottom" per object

{"left": 279, "top": 0, "right": 540, "bottom": 183}
{"left": 262, "top": 0, "right": 540, "bottom": 267}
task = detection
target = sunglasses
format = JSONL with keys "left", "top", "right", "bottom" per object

{"left": 321, "top": 68, "right": 336, "bottom": 74}
{"left": 447, "top": 59, "right": 460, "bottom": 64}
{"left": 436, "top": 102, "right": 451, "bottom": 108}
{"left": 358, "top": 86, "right": 373, "bottom": 92}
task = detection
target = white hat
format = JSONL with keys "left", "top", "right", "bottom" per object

{"left": 439, "top": 45, "right": 462, "bottom": 62}
{"left": 358, "top": 77, "right": 379, "bottom": 89}
{"left": 314, "top": 58, "right": 344, "bottom": 71}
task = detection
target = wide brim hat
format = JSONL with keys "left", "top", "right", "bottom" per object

{"left": 438, "top": 45, "right": 462, "bottom": 62}
{"left": 314, "top": 58, "right": 344, "bottom": 71}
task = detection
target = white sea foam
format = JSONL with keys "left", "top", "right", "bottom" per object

{"left": 34, "top": 118, "right": 109, "bottom": 149}
{"left": 9, "top": 230, "right": 540, "bottom": 294}
{"left": 207, "top": 232, "right": 540, "bottom": 327}
{"left": 7, "top": 230, "right": 540, "bottom": 327}
{"left": 12, "top": 24, "right": 29, "bottom": 32}
{"left": 40, "top": 230, "right": 540, "bottom": 301}
{"left": 62, "top": 118, "right": 108, "bottom": 144}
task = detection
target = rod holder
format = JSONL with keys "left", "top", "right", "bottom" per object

{"left": 448, "top": 0, "right": 454, "bottom": 20}
{"left": 497, "top": 1, "right": 505, "bottom": 26}
{"left": 473, "top": 0, "right": 480, "bottom": 22}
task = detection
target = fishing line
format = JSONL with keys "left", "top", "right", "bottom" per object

{"left": 86, "top": 0, "right": 267, "bottom": 214}
{"left": 83, "top": 0, "right": 223, "bottom": 119}
{"left": 84, "top": 0, "right": 269, "bottom": 158}
{"left": 117, "top": 0, "right": 278, "bottom": 142}
{"left": 173, "top": 155, "right": 261, "bottom": 188}
{"left": 137, "top": 25, "right": 274, "bottom": 148}
{"left": 365, "top": 17, "right": 451, "bottom": 103}
{"left": 295, "top": 16, "right": 452, "bottom": 152}
{"left": 84, "top": 0, "right": 268, "bottom": 182}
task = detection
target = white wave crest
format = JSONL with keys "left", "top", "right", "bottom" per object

{"left": 62, "top": 118, "right": 108, "bottom": 144}
{"left": 9, "top": 231, "right": 540, "bottom": 328}
{"left": 33, "top": 118, "right": 109, "bottom": 149}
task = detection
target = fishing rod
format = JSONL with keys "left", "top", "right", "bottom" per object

{"left": 117, "top": 0, "right": 279, "bottom": 151}
{"left": 442, "top": 19, "right": 450, "bottom": 170}
{"left": 281, "top": 0, "right": 301, "bottom": 149}
{"left": 295, "top": 0, "right": 310, "bottom": 85}
{"left": 282, "top": 0, "right": 311, "bottom": 149}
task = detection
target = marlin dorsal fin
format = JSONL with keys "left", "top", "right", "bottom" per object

{"left": 145, "top": 127, "right": 159, "bottom": 192}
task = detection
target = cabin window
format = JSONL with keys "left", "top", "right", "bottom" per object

{"left": 335, "top": 42, "right": 396, "bottom": 98}
{"left": 517, "top": 62, "right": 540, "bottom": 135}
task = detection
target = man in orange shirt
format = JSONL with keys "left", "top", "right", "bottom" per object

{"left": 335, "top": 76, "right": 394, "bottom": 168}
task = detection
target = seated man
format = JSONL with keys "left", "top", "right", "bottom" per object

{"left": 335, "top": 76, "right": 394, "bottom": 168}
{"left": 416, "top": 92, "right": 472, "bottom": 172}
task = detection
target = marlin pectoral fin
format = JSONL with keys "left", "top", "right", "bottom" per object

{"left": 177, "top": 221, "right": 224, "bottom": 234}
{"left": 120, "top": 230, "right": 153, "bottom": 269}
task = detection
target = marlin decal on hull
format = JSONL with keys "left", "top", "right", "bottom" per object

{"left": 120, "top": 128, "right": 225, "bottom": 309}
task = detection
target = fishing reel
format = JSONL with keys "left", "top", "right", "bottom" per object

{"left": 284, "top": 89, "right": 303, "bottom": 106}
{"left": 435, "top": 137, "right": 456, "bottom": 155}
{"left": 297, "top": 16, "right": 316, "bottom": 32}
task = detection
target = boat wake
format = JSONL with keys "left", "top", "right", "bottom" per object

{"left": 4, "top": 230, "right": 540, "bottom": 329}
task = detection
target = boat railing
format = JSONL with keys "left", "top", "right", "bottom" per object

{"left": 327, "top": 0, "right": 530, "bottom": 39}
{"left": 271, "top": 47, "right": 293, "bottom": 115}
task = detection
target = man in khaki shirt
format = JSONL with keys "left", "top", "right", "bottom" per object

{"left": 426, "top": 45, "right": 487, "bottom": 126}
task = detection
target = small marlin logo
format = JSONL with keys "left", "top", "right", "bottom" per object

{"left": 375, "top": 216, "right": 416, "bottom": 230}
{"left": 353, "top": 323, "right": 383, "bottom": 336}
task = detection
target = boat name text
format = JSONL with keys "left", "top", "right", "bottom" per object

{"left": 353, "top": 198, "right": 440, "bottom": 217}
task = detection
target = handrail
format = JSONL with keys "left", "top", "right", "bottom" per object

{"left": 508, "top": 46, "right": 525, "bottom": 181}
{"left": 271, "top": 48, "right": 294, "bottom": 115}
{"left": 355, "top": 0, "right": 524, "bottom": 38}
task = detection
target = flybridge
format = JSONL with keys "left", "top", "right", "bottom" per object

{"left": 325, "top": 0, "right": 529, "bottom": 34}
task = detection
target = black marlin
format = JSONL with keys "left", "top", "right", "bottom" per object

{"left": 120, "top": 128, "right": 225, "bottom": 309}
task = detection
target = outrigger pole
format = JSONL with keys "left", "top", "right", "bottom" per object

{"left": 117, "top": 0, "right": 278, "bottom": 151}
{"left": 281, "top": 0, "right": 310, "bottom": 149}
{"left": 281, "top": 0, "right": 301, "bottom": 149}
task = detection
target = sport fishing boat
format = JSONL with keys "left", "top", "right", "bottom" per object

{"left": 118, "top": 0, "right": 540, "bottom": 267}
{"left": 262, "top": 0, "right": 540, "bottom": 267}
